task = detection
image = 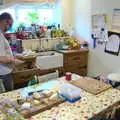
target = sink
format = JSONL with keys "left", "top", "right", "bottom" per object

{"left": 36, "top": 51, "right": 55, "bottom": 56}
{"left": 36, "top": 51, "right": 63, "bottom": 69}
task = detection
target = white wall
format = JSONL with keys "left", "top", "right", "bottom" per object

{"left": 88, "top": 0, "right": 120, "bottom": 76}
{"left": 53, "top": 0, "right": 62, "bottom": 26}
{"left": 74, "top": 0, "right": 91, "bottom": 42}
{"left": 61, "top": 0, "right": 75, "bottom": 32}
{"left": 61, "top": 0, "right": 91, "bottom": 41}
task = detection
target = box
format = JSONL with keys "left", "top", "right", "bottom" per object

{"left": 59, "top": 83, "right": 81, "bottom": 102}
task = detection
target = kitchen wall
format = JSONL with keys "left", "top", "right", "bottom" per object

{"left": 54, "top": 0, "right": 62, "bottom": 26}
{"left": 61, "top": 0, "right": 120, "bottom": 76}
{"left": 89, "top": 0, "right": 120, "bottom": 76}
{"left": 61, "top": 0, "right": 75, "bottom": 32}
{"left": 74, "top": 0, "right": 91, "bottom": 42}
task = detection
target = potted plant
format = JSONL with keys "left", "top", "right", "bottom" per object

{"left": 27, "top": 12, "right": 39, "bottom": 25}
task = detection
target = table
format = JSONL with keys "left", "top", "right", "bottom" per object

{"left": 0, "top": 74, "right": 120, "bottom": 120}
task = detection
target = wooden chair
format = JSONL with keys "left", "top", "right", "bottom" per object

{"left": 106, "top": 105, "right": 120, "bottom": 120}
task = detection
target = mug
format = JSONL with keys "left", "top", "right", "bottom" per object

{"left": 65, "top": 72, "right": 72, "bottom": 81}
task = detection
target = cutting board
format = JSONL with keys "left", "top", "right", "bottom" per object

{"left": 70, "top": 77, "right": 111, "bottom": 95}
{"left": 20, "top": 97, "right": 65, "bottom": 118}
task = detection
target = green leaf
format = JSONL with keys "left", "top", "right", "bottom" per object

{"left": 27, "top": 12, "right": 39, "bottom": 24}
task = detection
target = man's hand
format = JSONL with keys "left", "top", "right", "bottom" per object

{"left": 0, "top": 56, "right": 24, "bottom": 65}
{"left": 15, "top": 55, "right": 24, "bottom": 60}
{"left": 14, "top": 59, "right": 24, "bottom": 66}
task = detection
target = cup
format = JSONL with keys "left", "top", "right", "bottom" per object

{"left": 65, "top": 72, "right": 72, "bottom": 81}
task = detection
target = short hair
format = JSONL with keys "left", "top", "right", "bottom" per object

{"left": 0, "top": 12, "right": 12, "bottom": 21}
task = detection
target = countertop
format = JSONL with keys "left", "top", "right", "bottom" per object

{"left": 0, "top": 74, "right": 120, "bottom": 120}
{"left": 57, "top": 48, "right": 88, "bottom": 54}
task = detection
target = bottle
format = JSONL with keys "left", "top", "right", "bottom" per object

{"left": 46, "top": 26, "right": 51, "bottom": 38}
{"left": 51, "top": 25, "right": 56, "bottom": 38}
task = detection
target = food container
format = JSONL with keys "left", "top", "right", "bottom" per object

{"left": 59, "top": 83, "right": 81, "bottom": 102}
{"left": 107, "top": 73, "right": 120, "bottom": 87}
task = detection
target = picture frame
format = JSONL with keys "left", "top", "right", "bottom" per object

{"left": 92, "top": 14, "right": 107, "bottom": 28}
{"left": 104, "top": 31, "right": 120, "bottom": 56}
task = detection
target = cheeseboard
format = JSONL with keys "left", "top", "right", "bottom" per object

{"left": 70, "top": 77, "right": 112, "bottom": 95}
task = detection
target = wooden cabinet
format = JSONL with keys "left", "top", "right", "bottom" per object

{"left": 12, "top": 55, "right": 64, "bottom": 89}
{"left": 58, "top": 49, "right": 88, "bottom": 76}
{"left": 12, "top": 56, "right": 37, "bottom": 89}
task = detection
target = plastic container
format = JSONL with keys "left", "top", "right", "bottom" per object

{"left": 59, "top": 83, "right": 81, "bottom": 102}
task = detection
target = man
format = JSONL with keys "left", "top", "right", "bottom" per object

{"left": 0, "top": 12, "right": 24, "bottom": 92}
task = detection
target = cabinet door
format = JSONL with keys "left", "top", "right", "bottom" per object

{"left": 64, "top": 67, "right": 87, "bottom": 76}
{"left": 64, "top": 53, "right": 88, "bottom": 67}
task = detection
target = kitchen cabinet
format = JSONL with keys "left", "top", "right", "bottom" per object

{"left": 58, "top": 49, "right": 88, "bottom": 76}
{"left": 12, "top": 56, "right": 37, "bottom": 89}
{"left": 12, "top": 55, "right": 64, "bottom": 89}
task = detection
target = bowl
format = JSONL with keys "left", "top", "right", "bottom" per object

{"left": 107, "top": 73, "right": 120, "bottom": 87}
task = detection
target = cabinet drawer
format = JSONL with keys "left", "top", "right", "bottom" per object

{"left": 65, "top": 67, "right": 87, "bottom": 76}
{"left": 64, "top": 53, "right": 87, "bottom": 67}
{"left": 12, "top": 68, "right": 39, "bottom": 84}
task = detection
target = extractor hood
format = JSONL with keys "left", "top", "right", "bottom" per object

{"left": 0, "top": 0, "right": 56, "bottom": 9}
{"left": 18, "top": 0, "right": 56, "bottom": 4}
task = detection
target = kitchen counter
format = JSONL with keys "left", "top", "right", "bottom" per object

{"left": 0, "top": 74, "right": 120, "bottom": 120}
{"left": 57, "top": 48, "right": 88, "bottom": 54}
{"left": 57, "top": 48, "right": 88, "bottom": 76}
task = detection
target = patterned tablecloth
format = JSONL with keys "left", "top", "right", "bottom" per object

{"left": 0, "top": 74, "right": 120, "bottom": 120}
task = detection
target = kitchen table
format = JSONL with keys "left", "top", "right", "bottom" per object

{"left": 0, "top": 74, "right": 120, "bottom": 120}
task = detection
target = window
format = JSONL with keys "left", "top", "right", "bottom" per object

{"left": 37, "top": 9, "right": 54, "bottom": 25}
{"left": 0, "top": 4, "right": 61, "bottom": 32}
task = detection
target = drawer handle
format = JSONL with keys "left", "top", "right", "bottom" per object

{"left": 73, "top": 57, "right": 80, "bottom": 60}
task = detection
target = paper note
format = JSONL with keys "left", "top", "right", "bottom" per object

{"left": 92, "top": 15, "right": 106, "bottom": 27}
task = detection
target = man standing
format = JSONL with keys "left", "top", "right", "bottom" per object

{"left": 0, "top": 12, "right": 24, "bottom": 92}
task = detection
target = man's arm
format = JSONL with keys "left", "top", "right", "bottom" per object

{"left": 0, "top": 56, "right": 24, "bottom": 65}
{"left": 0, "top": 56, "right": 14, "bottom": 64}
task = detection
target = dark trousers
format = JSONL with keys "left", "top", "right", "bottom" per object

{"left": 0, "top": 73, "right": 13, "bottom": 92}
